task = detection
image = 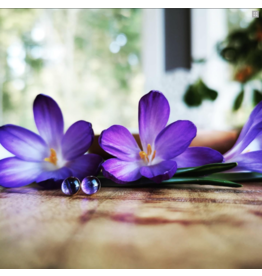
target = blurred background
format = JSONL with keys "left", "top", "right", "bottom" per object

{"left": 0, "top": 8, "right": 261, "bottom": 137}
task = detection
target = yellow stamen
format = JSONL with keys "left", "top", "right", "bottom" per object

{"left": 147, "top": 144, "right": 152, "bottom": 156}
{"left": 139, "top": 151, "right": 148, "bottom": 162}
{"left": 44, "top": 148, "right": 58, "bottom": 165}
{"left": 139, "top": 144, "right": 156, "bottom": 164}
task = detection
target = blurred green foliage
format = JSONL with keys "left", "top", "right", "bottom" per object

{"left": 184, "top": 9, "right": 262, "bottom": 112}
{"left": 217, "top": 8, "right": 262, "bottom": 111}
{"left": 78, "top": 9, "right": 141, "bottom": 93}
{"left": 0, "top": 9, "right": 42, "bottom": 112}
{"left": 233, "top": 88, "right": 244, "bottom": 111}
{"left": 0, "top": 9, "right": 142, "bottom": 127}
{"left": 253, "top": 89, "right": 262, "bottom": 106}
{"left": 184, "top": 78, "right": 218, "bottom": 107}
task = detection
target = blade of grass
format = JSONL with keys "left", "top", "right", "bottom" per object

{"left": 210, "top": 172, "right": 262, "bottom": 182}
{"left": 98, "top": 175, "right": 242, "bottom": 188}
{"left": 175, "top": 162, "right": 238, "bottom": 177}
{"left": 163, "top": 177, "right": 242, "bottom": 187}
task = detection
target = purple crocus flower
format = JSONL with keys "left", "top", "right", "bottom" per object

{"left": 99, "top": 90, "right": 223, "bottom": 184}
{"left": 0, "top": 94, "right": 103, "bottom": 188}
{"left": 224, "top": 101, "right": 262, "bottom": 173}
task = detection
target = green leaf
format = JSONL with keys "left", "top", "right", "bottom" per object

{"left": 99, "top": 176, "right": 242, "bottom": 188}
{"left": 175, "top": 162, "right": 238, "bottom": 177}
{"left": 210, "top": 172, "right": 262, "bottom": 182}
{"left": 184, "top": 78, "right": 218, "bottom": 108}
{"left": 233, "top": 89, "right": 244, "bottom": 111}
{"left": 199, "top": 79, "right": 218, "bottom": 101}
{"left": 206, "top": 88, "right": 218, "bottom": 101}
{"left": 162, "top": 177, "right": 242, "bottom": 188}
{"left": 183, "top": 84, "right": 202, "bottom": 107}
{"left": 253, "top": 89, "right": 262, "bottom": 106}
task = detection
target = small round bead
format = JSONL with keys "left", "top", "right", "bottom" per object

{"left": 61, "top": 177, "right": 80, "bottom": 196}
{"left": 81, "top": 176, "right": 101, "bottom": 195}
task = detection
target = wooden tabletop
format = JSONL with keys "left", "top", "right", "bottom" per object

{"left": 1, "top": 182, "right": 262, "bottom": 269}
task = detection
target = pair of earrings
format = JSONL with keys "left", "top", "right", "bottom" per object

{"left": 61, "top": 176, "right": 101, "bottom": 196}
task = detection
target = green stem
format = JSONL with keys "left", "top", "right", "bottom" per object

{"left": 98, "top": 176, "right": 242, "bottom": 188}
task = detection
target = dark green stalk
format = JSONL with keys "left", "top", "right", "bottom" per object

{"left": 175, "top": 162, "right": 238, "bottom": 177}
{"left": 98, "top": 175, "right": 242, "bottom": 188}
{"left": 210, "top": 172, "right": 262, "bottom": 182}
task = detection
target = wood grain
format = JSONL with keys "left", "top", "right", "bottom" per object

{"left": 1, "top": 183, "right": 262, "bottom": 268}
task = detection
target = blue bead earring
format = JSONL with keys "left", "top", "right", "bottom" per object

{"left": 81, "top": 176, "right": 101, "bottom": 195}
{"left": 61, "top": 176, "right": 101, "bottom": 196}
{"left": 61, "top": 177, "right": 81, "bottom": 196}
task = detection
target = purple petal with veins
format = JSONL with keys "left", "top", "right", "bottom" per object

{"left": 102, "top": 158, "right": 143, "bottom": 184}
{"left": 33, "top": 94, "right": 64, "bottom": 150}
{"left": 36, "top": 167, "right": 72, "bottom": 183}
{"left": 140, "top": 160, "right": 177, "bottom": 183}
{"left": 99, "top": 125, "right": 141, "bottom": 161}
{"left": 225, "top": 121, "right": 262, "bottom": 161}
{"left": 226, "top": 151, "right": 262, "bottom": 173}
{"left": 155, "top": 120, "right": 197, "bottom": 160}
{"left": 139, "top": 90, "right": 170, "bottom": 150}
{"left": 0, "top": 157, "right": 45, "bottom": 188}
{"left": 0, "top": 125, "right": 49, "bottom": 162}
{"left": 62, "top": 120, "right": 94, "bottom": 160}
{"left": 174, "top": 147, "right": 224, "bottom": 168}
{"left": 233, "top": 100, "right": 262, "bottom": 146}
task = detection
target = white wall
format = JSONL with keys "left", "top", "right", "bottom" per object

{"left": 142, "top": 8, "right": 241, "bottom": 131}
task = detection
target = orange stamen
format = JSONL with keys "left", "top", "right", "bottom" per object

{"left": 139, "top": 151, "right": 147, "bottom": 162}
{"left": 44, "top": 148, "right": 58, "bottom": 165}
{"left": 139, "top": 144, "right": 156, "bottom": 164}
{"left": 147, "top": 144, "right": 152, "bottom": 156}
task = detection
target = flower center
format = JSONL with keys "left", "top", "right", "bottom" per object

{"left": 44, "top": 148, "right": 58, "bottom": 165}
{"left": 139, "top": 144, "right": 156, "bottom": 164}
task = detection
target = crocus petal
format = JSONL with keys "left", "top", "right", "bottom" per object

{"left": 139, "top": 91, "right": 170, "bottom": 150}
{"left": 0, "top": 125, "right": 49, "bottom": 161}
{"left": 99, "top": 125, "right": 141, "bottom": 161}
{"left": 102, "top": 158, "right": 143, "bottom": 184}
{"left": 62, "top": 121, "right": 94, "bottom": 160}
{"left": 224, "top": 121, "right": 262, "bottom": 161}
{"left": 228, "top": 151, "right": 262, "bottom": 173}
{"left": 33, "top": 94, "right": 64, "bottom": 150}
{"left": 174, "top": 147, "right": 224, "bottom": 168}
{"left": 36, "top": 167, "right": 72, "bottom": 183}
{"left": 66, "top": 154, "right": 103, "bottom": 181}
{"left": 253, "top": 132, "right": 262, "bottom": 151}
{"left": 0, "top": 157, "right": 44, "bottom": 188}
{"left": 155, "top": 120, "right": 197, "bottom": 160}
{"left": 224, "top": 101, "right": 262, "bottom": 159}
{"left": 140, "top": 160, "right": 177, "bottom": 183}
{"left": 0, "top": 144, "right": 14, "bottom": 159}
{"left": 235, "top": 101, "right": 262, "bottom": 145}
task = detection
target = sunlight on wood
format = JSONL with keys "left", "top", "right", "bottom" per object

{"left": 1, "top": 183, "right": 262, "bottom": 268}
